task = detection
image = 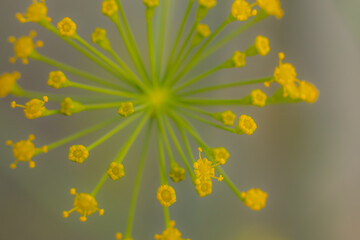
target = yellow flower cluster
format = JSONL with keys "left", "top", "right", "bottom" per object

{"left": 11, "top": 96, "right": 48, "bottom": 119}
{"left": 198, "top": 0, "right": 217, "bottom": 9}
{"left": 68, "top": 145, "right": 89, "bottom": 163}
{"left": 118, "top": 102, "right": 135, "bottom": 117}
{"left": 251, "top": 89, "right": 267, "bottom": 107}
{"left": 232, "top": 51, "right": 247, "bottom": 68}
{"left": 48, "top": 71, "right": 69, "bottom": 89}
{"left": 0, "top": 72, "right": 21, "bottom": 98}
{"left": 57, "top": 17, "right": 77, "bottom": 38}
{"left": 236, "top": 115, "right": 257, "bottom": 135}
{"left": 8, "top": 30, "right": 43, "bottom": 64}
{"left": 102, "top": 0, "right": 118, "bottom": 17}
{"left": 63, "top": 188, "right": 104, "bottom": 222}
{"left": 6, "top": 134, "right": 47, "bottom": 169}
{"left": 196, "top": 24, "right": 211, "bottom": 38}
{"left": 241, "top": 188, "right": 268, "bottom": 210}
{"left": 155, "top": 221, "right": 190, "bottom": 240}
{"left": 231, "top": 0, "right": 258, "bottom": 21}
{"left": 157, "top": 185, "right": 177, "bottom": 207}
{"left": 107, "top": 162, "right": 125, "bottom": 180}
{"left": 16, "top": 0, "right": 51, "bottom": 23}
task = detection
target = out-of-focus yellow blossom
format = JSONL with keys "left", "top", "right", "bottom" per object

{"left": 154, "top": 220, "right": 190, "bottom": 240}
{"left": 47, "top": 71, "right": 69, "bottom": 89}
{"left": 213, "top": 147, "right": 230, "bottom": 165}
{"left": 256, "top": 0, "right": 284, "bottom": 19}
{"left": 118, "top": 102, "right": 135, "bottom": 117}
{"left": 250, "top": 89, "right": 267, "bottom": 107}
{"left": 241, "top": 188, "right": 268, "bottom": 211}
{"left": 231, "top": 0, "right": 257, "bottom": 21}
{"left": 8, "top": 30, "right": 43, "bottom": 64}
{"left": 236, "top": 115, "right": 257, "bottom": 135}
{"left": 195, "top": 180, "right": 212, "bottom": 197}
{"left": 157, "top": 185, "right": 176, "bottom": 207}
{"left": 232, "top": 51, "right": 246, "bottom": 68}
{"left": 68, "top": 145, "right": 89, "bottom": 163}
{"left": 63, "top": 188, "right": 104, "bottom": 222}
{"left": 0, "top": 72, "right": 21, "bottom": 98}
{"left": 57, "top": 17, "right": 77, "bottom": 37}
{"left": 107, "top": 162, "right": 125, "bottom": 180}
{"left": 16, "top": 0, "right": 51, "bottom": 23}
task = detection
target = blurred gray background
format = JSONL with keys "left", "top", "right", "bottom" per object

{"left": 1, "top": 0, "right": 359, "bottom": 239}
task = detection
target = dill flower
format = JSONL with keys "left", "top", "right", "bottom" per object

{"left": 2, "top": 0, "right": 319, "bottom": 238}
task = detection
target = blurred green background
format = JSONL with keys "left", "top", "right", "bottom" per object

{"left": 1, "top": 0, "right": 360, "bottom": 239}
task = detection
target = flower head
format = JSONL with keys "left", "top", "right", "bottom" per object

{"left": 231, "top": 0, "right": 257, "bottom": 21}
{"left": 0, "top": 72, "right": 21, "bottom": 98}
{"left": 232, "top": 51, "right": 246, "bottom": 68}
{"left": 8, "top": 30, "right": 43, "bottom": 64}
{"left": 196, "top": 24, "right": 211, "bottom": 38}
{"left": 257, "top": 0, "right": 284, "bottom": 19}
{"left": 198, "top": 0, "right": 217, "bottom": 9}
{"left": 102, "top": 0, "right": 118, "bottom": 17}
{"left": 241, "top": 188, "right": 268, "bottom": 211}
{"left": 91, "top": 28, "right": 111, "bottom": 50}
{"left": 107, "top": 162, "right": 125, "bottom": 180}
{"left": 215, "top": 110, "right": 236, "bottom": 126}
{"left": 299, "top": 81, "right": 319, "bottom": 103}
{"left": 193, "top": 148, "right": 223, "bottom": 185}
{"left": 118, "top": 102, "right": 135, "bottom": 117}
{"left": 195, "top": 180, "right": 212, "bottom": 197}
{"left": 213, "top": 147, "right": 230, "bottom": 165}
{"left": 155, "top": 220, "right": 190, "bottom": 240}
{"left": 16, "top": 0, "right": 51, "bottom": 23}
{"left": 255, "top": 36, "right": 270, "bottom": 56}
{"left": 63, "top": 188, "right": 104, "bottom": 222}
{"left": 251, "top": 89, "right": 267, "bottom": 107}
{"left": 236, "top": 115, "right": 257, "bottom": 135}
{"left": 143, "top": 0, "right": 160, "bottom": 8}
{"left": 169, "top": 166, "right": 186, "bottom": 183}
{"left": 157, "top": 185, "right": 176, "bottom": 207}
{"left": 48, "top": 71, "right": 69, "bottom": 89}
{"left": 11, "top": 96, "right": 48, "bottom": 119}
{"left": 6, "top": 134, "right": 47, "bottom": 169}
{"left": 60, "top": 97, "right": 85, "bottom": 116}
{"left": 274, "top": 52, "right": 297, "bottom": 85}
{"left": 68, "top": 145, "right": 89, "bottom": 163}
{"left": 57, "top": 17, "right": 77, "bottom": 37}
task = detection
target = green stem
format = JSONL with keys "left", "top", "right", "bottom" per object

{"left": 164, "top": 116, "right": 196, "bottom": 183}
{"left": 124, "top": 120, "right": 153, "bottom": 239}
{"left": 112, "top": 5, "right": 150, "bottom": 84}
{"left": 179, "top": 97, "right": 252, "bottom": 106}
{"left": 39, "top": 20, "right": 123, "bottom": 79}
{"left": 179, "top": 77, "right": 273, "bottom": 96}
{"left": 170, "top": 17, "right": 232, "bottom": 86}
{"left": 30, "top": 51, "right": 124, "bottom": 90}
{"left": 189, "top": 10, "right": 269, "bottom": 74}
{"left": 155, "top": 0, "right": 170, "bottom": 77}
{"left": 163, "top": 0, "right": 195, "bottom": 82}
{"left": 146, "top": 9, "right": 158, "bottom": 85}
{"left": 114, "top": 113, "right": 149, "bottom": 163}
{"left": 87, "top": 112, "right": 142, "bottom": 151}
{"left": 158, "top": 116, "right": 176, "bottom": 166}
{"left": 45, "top": 116, "right": 120, "bottom": 152}
{"left": 178, "top": 109, "right": 235, "bottom": 134}
{"left": 74, "top": 34, "right": 144, "bottom": 90}
{"left": 157, "top": 124, "right": 170, "bottom": 228}
{"left": 91, "top": 173, "right": 108, "bottom": 196}
{"left": 69, "top": 81, "right": 138, "bottom": 99}
{"left": 173, "top": 62, "right": 225, "bottom": 91}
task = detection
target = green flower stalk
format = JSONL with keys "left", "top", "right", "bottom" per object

{"left": 1, "top": 0, "right": 319, "bottom": 239}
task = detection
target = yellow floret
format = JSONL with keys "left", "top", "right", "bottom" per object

{"left": 0, "top": 72, "right": 21, "bottom": 98}
{"left": 241, "top": 188, "right": 268, "bottom": 211}
{"left": 154, "top": 220, "right": 190, "bottom": 240}
{"left": 60, "top": 97, "right": 85, "bottom": 116}
{"left": 157, "top": 185, "right": 176, "bottom": 207}
{"left": 283, "top": 81, "right": 300, "bottom": 99}
{"left": 195, "top": 180, "right": 212, "bottom": 197}
{"left": 198, "top": 0, "right": 217, "bottom": 9}
{"left": 256, "top": 0, "right": 284, "bottom": 19}
{"left": 16, "top": 0, "right": 51, "bottom": 23}
{"left": 107, "top": 162, "right": 125, "bottom": 180}
{"left": 57, "top": 17, "right": 77, "bottom": 37}
{"left": 115, "top": 232, "right": 123, "bottom": 240}
{"left": 250, "top": 89, "right": 267, "bottom": 107}
{"left": 102, "top": 0, "right": 118, "bottom": 17}
{"left": 231, "top": 0, "right": 257, "bottom": 21}
{"left": 63, "top": 188, "right": 104, "bottom": 222}
{"left": 298, "top": 81, "right": 319, "bottom": 103}
{"left": 255, "top": 36, "right": 270, "bottom": 56}
{"left": 143, "top": 0, "right": 160, "bottom": 8}
{"left": 236, "top": 115, "right": 257, "bottom": 135}
{"left": 196, "top": 24, "right": 211, "bottom": 38}
{"left": 118, "top": 102, "right": 135, "bottom": 117}
{"left": 193, "top": 148, "right": 223, "bottom": 185}
{"left": 218, "top": 110, "right": 236, "bottom": 126}
{"left": 232, "top": 51, "right": 246, "bottom": 68}
{"left": 265, "top": 52, "right": 297, "bottom": 89}
{"left": 91, "top": 28, "right": 111, "bottom": 50}
{"left": 68, "top": 145, "right": 89, "bottom": 163}
{"left": 212, "top": 147, "right": 230, "bottom": 165}
{"left": 11, "top": 96, "right": 48, "bottom": 119}
{"left": 48, "top": 71, "right": 69, "bottom": 89}
{"left": 6, "top": 134, "right": 47, "bottom": 169}
{"left": 8, "top": 30, "right": 43, "bottom": 64}
{"left": 169, "top": 166, "right": 186, "bottom": 183}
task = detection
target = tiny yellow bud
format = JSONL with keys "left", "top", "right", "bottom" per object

{"left": 48, "top": 71, "right": 69, "bottom": 89}
{"left": 143, "top": 0, "right": 160, "bottom": 8}
{"left": 16, "top": 0, "right": 51, "bottom": 23}
{"left": 198, "top": 0, "right": 217, "bottom": 9}
{"left": 236, "top": 115, "right": 257, "bottom": 135}
{"left": 57, "top": 17, "right": 77, "bottom": 37}
{"left": 195, "top": 180, "right": 213, "bottom": 197}
{"left": 157, "top": 185, "right": 176, "bottom": 207}
{"left": 241, "top": 188, "right": 268, "bottom": 211}
{"left": 9, "top": 31, "right": 42, "bottom": 65}
{"left": 232, "top": 51, "right": 246, "bottom": 68}
{"left": 0, "top": 72, "right": 21, "bottom": 98}
{"left": 231, "top": 0, "right": 257, "bottom": 21}
{"left": 257, "top": 0, "right": 284, "bottom": 19}
{"left": 298, "top": 80, "right": 319, "bottom": 103}
{"left": 107, "top": 162, "right": 125, "bottom": 181}
{"left": 196, "top": 24, "right": 211, "bottom": 38}
{"left": 118, "top": 102, "right": 135, "bottom": 117}
{"left": 68, "top": 145, "right": 89, "bottom": 163}
{"left": 255, "top": 35, "right": 270, "bottom": 56}
{"left": 213, "top": 147, "right": 230, "bottom": 165}
{"left": 250, "top": 89, "right": 267, "bottom": 107}
{"left": 102, "top": 0, "right": 118, "bottom": 17}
